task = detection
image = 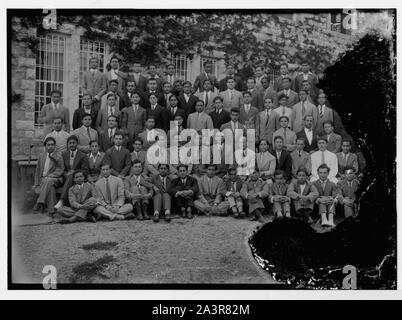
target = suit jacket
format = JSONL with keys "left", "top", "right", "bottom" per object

{"left": 104, "top": 146, "right": 131, "bottom": 177}
{"left": 313, "top": 179, "right": 339, "bottom": 198}
{"left": 277, "top": 89, "right": 299, "bottom": 108}
{"left": 272, "top": 128, "right": 297, "bottom": 152}
{"left": 38, "top": 103, "right": 70, "bottom": 135}
{"left": 239, "top": 105, "right": 259, "bottom": 129}
{"left": 274, "top": 75, "right": 296, "bottom": 92}
{"left": 119, "top": 91, "right": 148, "bottom": 110}
{"left": 256, "top": 109, "right": 277, "bottom": 143}
{"left": 166, "top": 106, "right": 186, "bottom": 122}
{"left": 100, "top": 92, "right": 121, "bottom": 111}
{"left": 124, "top": 173, "right": 153, "bottom": 201}
{"left": 177, "top": 93, "right": 198, "bottom": 118}
{"left": 273, "top": 106, "right": 294, "bottom": 129}
{"left": 336, "top": 152, "right": 359, "bottom": 175}
{"left": 296, "top": 128, "right": 319, "bottom": 153}
{"left": 81, "top": 70, "right": 107, "bottom": 99}
{"left": 294, "top": 72, "right": 319, "bottom": 94}
{"left": 310, "top": 150, "right": 338, "bottom": 183}
{"left": 260, "top": 87, "right": 279, "bottom": 107}
{"left": 158, "top": 92, "right": 174, "bottom": 108}
{"left": 326, "top": 133, "right": 342, "bottom": 153}
{"left": 121, "top": 105, "right": 146, "bottom": 141}
{"left": 168, "top": 176, "right": 199, "bottom": 199}
{"left": 256, "top": 151, "right": 276, "bottom": 178}
{"left": 151, "top": 174, "right": 173, "bottom": 194}
{"left": 287, "top": 181, "right": 319, "bottom": 210}
{"left": 222, "top": 178, "right": 243, "bottom": 196}
{"left": 197, "top": 175, "right": 224, "bottom": 202}
{"left": 98, "top": 129, "right": 118, "bottom": 152}
{"left": 219, "top": 121, "right": 246, "bottom": 133}
{"left": 129, "top": 150, "right": 147, "bottom": 175}
{"left": 193, "top": 72, "right": 219, "bottom": 93}
{"left": 105, "top": 70, "right": 130, "bottom": 96}
{"left": 290, "top": 150, "right": 312, "bottom": 176}
{"left": 210, "top": 109, "right": 231, "bottom": 129}
{"left": 219, "top": 75, "right": 244, "bottom": 92}
{"left": 316, "top": 105, "right": 334, "bottom": 136}
{"left": 247, "top": 88, "right": 264, "bottom": 110}
{"left": 146, "top": 104, "right": 169, "bottom": 132}
{"left": 270, "top": 149, "right": 292, "bottom": 179}
{"left": 62, "top": 149, "right": 89, "bottom": 175}
{"left": 269, "top": 182, "right": 289, "bottom": 197}
{"left": 34, "top": 151, "right": 64, "bottom": 186}
{"left": 219, "top": 89, "right": 243, "bottom": 112}
{"left": 71, "top": 126, "right": 99, "bottom": 154}
{"left": 195, "top": 90, "right": 218, "bottom": 114}
{"left": 88, "top": 152, "right": 105, "bottom": 179}
{"left": 337, "top": 179, "right": 359, "bottom": 201}
{"left": 72, "top": 106, "right": 98, "bottom": 130}
{"left": 94, "top": 175, "right": 125, "bottom": 206}
{"left": 130, "top": 73, "right": 148, "bottom": 93}
{"left": 138, "top": 129, "right": 159, "bottom": 151}
{"left": 291, "top": 101, "right": 318, "bottom": 133}
{"left": 142, "top": 90, "right": 162, "bottom": 109}
{"left": 95, "top": 105, "right": 121, "bottom": 132}
{"left": 68, "top": 182, "right": 97, "bottom": 209}
{"left": 186, "top": 112, "right": 214, "bottom": 132}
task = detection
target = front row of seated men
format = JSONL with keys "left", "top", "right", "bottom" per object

{"left": 33, "top": 134, "right": 360, "bottom": 227}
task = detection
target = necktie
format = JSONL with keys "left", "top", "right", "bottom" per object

{"left": 105, "top": 178, "right": 112, "bottom": 204}
{"left": 109, "top": 107, "right": 114, "bottom": 116}
{"left": 182, "top": 179, "right": 185, "bottom": 185}
{"left": 71, "top": 150, "right": 74, "bottom": 158}
{"left": 302, "top": 101, "right": 306, "bottom": 116}
{"left": 282, "top": 107, "right": 285, "bottom": 115}
{"left": 70, "top": 151, "right": 74, "bottom": 167}
{"left": 321, "top": 151, "right": 325, "bottom": 164}
{"left": 109, "top": 129, "right": 113, "bottom": 141}
{"left": 229, "top": 90, "right": 233, "bottom": 101}
{"left": 163, "top": 177, "right": 166, "bottom": 190}
{"left": 284, "top": 128, "right": 287, "bottom": 141}
{"left": 319, "top": 106, "right": 324, "bottom": 118}
{"left": 208, "top": 178, "right": 212, "bottom": 194}
{"left": 87, "top": 127, "right": 92, "bottom": 141}
{"left": 43, "top": 153, "right": 51, "bottom": 176}
{"left": 205, "top": 92, "right": 209, "bottom": 106}
{"left": 299, "top": 151, "right": 301, "bottom": 157}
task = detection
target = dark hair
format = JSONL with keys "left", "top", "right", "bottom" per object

{"left": 281, "top": 77, "right": 291, "bottom": 83}
{"left": 342, "top": 138, "right": 353, "bottom": 145}
{"left": 273, "top": 135, "right": 284, "bottom": 143}
{"left": 148, "top": 78, "right": 157, "bottom": 83}
{"left": 82, "top": 93, "right": 92, "bottom": 99}
{"left": 278, "top": 115, "right": 289, "bottom": 122}
{"left": 296, "top": 137, "right": 306, "bottom": 144}
{"left": 108, "top": 79, "right": 119, "bottom": 86}
{"left": 132, "top": 159, "right": 142, "bottom": 166}
{"left": 317, "top": 136, "right": 328, "bottom": 143}
{"left": 106, "top": 93, "right": 117, "bottom": 100}
{"left": 44, "top": 136, "right": 56, "bottom": 146}
{"left": 182, "top": 81, "right": 192, "bottom": 87}
{"left": 50, "top": 90, "right": 62, "bottom": 96}
{"left": 195, "top": 99, "right": 205, "bottom": 106}
{"left": 207, "top": 164, "right": 217, "bottom": 170}
{"left": 274, "top": 169, "right": 284, "bottom": 177}
{"left": 146, "top": 115, "right": 156, "bottom": 121}
{"left": 280, "top": 62, "right": 289, "bottom": 68}
{"left": 158, "top": 163, "right": 169, "bottom": 169}
{"left": 242, "top": 91, "right": 252, "bottom": 97}
{"left": 82, "top": 114, "right": 92, "bottom": 120}
{"left": 317, "top": 164, "right": 330, "bottom": 173}
{"left": 226, "top": 76, "right": 236, "bottom": 83}
{"left": 113, "top": 131, "right": 124, "bottom": 139}
{"left": 213, "top": 96, "right": 223, "bottom": 103}
{"left": 228, "top": 167, "right": 237, "bottom": 175}
{"left": 107, "top": 115, "right": 118, "bottom": 121}
{"left": 148, "top": 93, "right": 158, "bottom": 99}
{"left": 299, "top": 89, "right": 308, "bottom": 95}
{"left": 231, "top": 107, "right": 240, "bottom": 114}
{"left": 133, "top": 137, "right": 143, "bottom": 145}
{"left": 296, "top": 167, "right": 309, "bottom": 175}
{"left": 203, "top": 78, "right": 212, "bottom": 85}
{"left": 203, "top": 61, "right": 212, "bottom": 67}
{"left": 89, "top": 140, "right": 98, "bottom": 146}
{"left": 343, "top": 165, "right": 356, "bottom": 173}
{"left": 177, "top": 163, "right": 188, "bottom": 170}
{"left": 168, "top": 94, "right": 178, "bottom": 101}
{"left": 67, "top": 135, "right": 78, "bottom": 143}
{"left": 109, "top": 55, "right": 119, "bottom": 63}
{"left": 278, "top": 94, "right": 289, "bottom": 100}
{"left": 246, "top": 77, "right": 256, "bottom": 83}
{"left": 322, "top": 120, "right": 334, "bottom": 127}
{"left": 53, "top": 116, "right": 64, "bottom": 123}
{"left": 73, "top": 169, "right": 87, "bottom": 179}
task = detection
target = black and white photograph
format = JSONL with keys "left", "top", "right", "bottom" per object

{"left": 6, "top": 4, "right": 397, "bottom": 294}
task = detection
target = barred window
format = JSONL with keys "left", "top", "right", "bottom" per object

{"left": 200, "top": 56, "right": 218, "bottom": 77}
{"left": 171, "top": 53, "right": 191, "bottom": 81}
{"left": 34, "top": 34, "right": 66, "bottom": 126}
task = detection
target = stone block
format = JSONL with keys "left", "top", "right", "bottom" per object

{"left": 21, "top": 79, "right": 35, "bottom": 91}
{"left": 26, "top": 68, "right": 36, "bottom": 80}
{"left": 17, "top": 57, "right": 35, "bottom": 68}
{"left": 16, "top": 120, "right": 34, "bottom": 131}
{"left": 25, "top": 131, "right": 35, "bottom": 138}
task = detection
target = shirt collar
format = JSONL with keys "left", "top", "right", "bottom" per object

{"left": 90, "top": 152, "right": 100, "bottom": 159}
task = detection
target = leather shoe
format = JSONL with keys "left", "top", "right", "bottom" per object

{"left": 165, "top": 214, "right": 171, "bottom": 222}
{"left": 153, "top": 214, "right": 160, "bottom": 223}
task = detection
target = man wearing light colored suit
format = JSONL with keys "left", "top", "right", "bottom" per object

{"left": 219, "top": 77, "right": 243, "bottom": 112}
{"left": 150, "top": 164, "right": 173, "bottom": 222}
{"left": 38, "top": 90, "right": 70, "bottom": 136}
{"left": 195, "top": 79, "right": 218, "bottom": 114}
{"left": 186, "top": 100, "right": 214, "bottom": 132}
{"left": 316, "top": 93, "right": 334, "bottom": 136}
{"left": 93, "top": 163, "right": 133, "bottom": 220}
{"left": 121, "top": 92, "right": 146, "bottom": 146}
{"left": 290, "top": 138, "right": 312, "bottom": 178}
{"left": 33, "top": 137, "right": 64, "bottom": 215}
{"left": 256, "top": 97, "right": 278, "bottom": 144}
{"left": 291, "top": 90, "right": 318, "bottom": 133}
{"left": 256, "top": 139, "right": 276, "bottom": 181}
{"left": 277, "top": 77, "right": 299, "bottom": 108}
{"left": 336, "top": 139, "right": 359, "bottom": 178}
{"left": 72, "top": 114, "right": 98, "bottom": 154}
{"left": 260, "top": 76, "right": 279, "bottom": 107}
{"left": 81, "top": 57, "right": 107, "bottom": 108}
{"left": 105, "top": 56, "right": 130, "bottom": 96}
{"left": 96, "top": 93, "right": 121, "bottom": 133}
{"left": 272, "top": 116, "right": 297, "bottom": 152}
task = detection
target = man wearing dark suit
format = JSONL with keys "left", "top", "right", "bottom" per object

{"left": 143, "top": 78, "right": 162, "bottom": 110}
{"left": 98, "top": 115, "right": 119, "bottom": 152}
{"left": 121, "top": 92, "right": 146, "bottom": 146}
{"left": 277, "top": 77, "right": 299, "bottom": 108}
{"left": 105, "top": 56, "right": 130, "bottom": 97}
{"left": 270, "top": 135, "right": 292, "bottom": 181}
{"left": 150, "top": 163, "right": 173, "bottom": 222}
{"left": 146, "top": 93, "right": 169, "bottom": 132}
{"left": 296, "top": 114, "right": 319, "bottom": 154}
{"left": 55, "top": 135, "right": 89, "bottom": 210}
{"left": 244, "top": 77, "right": 263, "bottom": 110}
{"left": 178, "top": 81, "right": 198, "bottom": 119}
{"left": 147, "top": 64, "right": 164, "bottom": 92}
{"left": 210, "top": 96, "right": 230, "bottom": 129}
{"left": 166, "top": 95, "right": 185, "bottom": 123}
{"left": 158, "top": 82, "right": 173, "bottom": 108}
{"left": 103, "top": 132, "right": 131, "bottom": 179}
{"left": 168, "top": 164, "right": 199, "bottom": 218}
{"left": 259, "top": 76, "right": 279, "bottom": 107}
{"left": 96, "top": 93, "right": 121, "bottom": 133}
{"left": 294, "top": 62, "right": 319, "bottom": 94}
{"left": 274, "top": 63, "right": 296, "bottom": 92}
{"left": 218, "top": 64, "right": 244, "bottom": 92}
{"left": 163, "top": 64, "right": 178, "bottom": 87}
{"left": 193, "top": 61, "right": 219, "bottom": 93}
{"left": 72, "top": 94, "right": 98, "bottom": 130}
{"left": 81, "top": 57, "right": 107, "bottom": 109}
{"left": 130, "top": 62, "right": 148, "bottom": 93}
{"left": 119, "top": 81, "right": 148, "bottom": 110}
{"left": 87, "top": 140, "right": 105, "bottom": 183}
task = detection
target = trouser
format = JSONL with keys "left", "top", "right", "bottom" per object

{"left": 58, "top": 197, "right": 98, "bottom": 220}
{"left": 93, "top": 203, "right": 133, "bottom": 219}
{"left": 60, "top": 174, "right": 74, "bottom": 202}
{"left": 35, "top": 177, "right": 60, "bottom": 214}
{"left": 318, "top": 203, "right": 336, "bottom": 215}
{"left": 273, "top": 201, "right": 291, "bottom": 216}
{"left": 176, "top": 196, "right": 194, "bottom": 209}
{"left": 227, "top": 196, "right": 243, "bottom": 209}
{"left": 344, "top": 202, "right": 356, "bottom": 218}
{"left": 153, "top": 192, "right": 171, "bottom": 213}
{"left": 194, "top": 199, "right": 230, "bottom": 215}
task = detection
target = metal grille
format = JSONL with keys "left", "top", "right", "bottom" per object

{"left": 34, "top": 34, "right": 66, "bottom": 126}
{"left": 171, "top": 54, "right": 191, "bottom": 81}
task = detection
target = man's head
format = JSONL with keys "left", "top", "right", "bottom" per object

{"left": 278, "top": 94, "right": 288, "bottom": 106}
{"left": 344, "top": 166, "right": 356, "bottom": 182}
{"left": 82, "top": 94, "right": 92, "bottom": 107}
{"left": 280, "top": 63, "right": 289, "bottom": 75}
{"left": 302, "top": 81, "right": 311, "bottom": 92}
{"left": 255, "top": 66, "right": 264, "bottom": 77}
{"left": 250, "top": 168, "right": 260, "bottom": 181}
{"left": 147, "top": 78, "right": 158, "bottom": 92}
{"left": 230, "top": 107, "right": 240, "bottom": 122}
{"left": 264, "top": 97, "right": 274, "bottom": 110}
{"left": 317, "top": 164, "right": 330, "bottom": 181}
{"left": 296, "top": 138, "right": 305, "bottom": 152}
{"left": 317, "top": 93, "right": 327, "bottom": 105}
{"left": 67, "top": 135, "right": 78, "bottom": 151}
{"left": 174, "top": 114, "right": 184, "bottom": 127}
{"left": 177, "top": 164, "right": 188, "bottom": 179}
{"left": 246, "top": 77, "right": 256, "bottom": 90}
{"left": 52, "top": 117, "right": 63, "bottom": 132}
{"left": 195, "top": 100, "right": 205, "bottom": 113}
{"left": 279, "top": 116, "right": 289, "bottom": 129}
{"left": 169, "top": 94, "right": 178, "bottom": 107}
{"left": 82, "top": 114, "right": 92, "bottom": 128}
{"left": 73, "top": 170, "right": 86, "bottom": 185}
{"left": 243, "top": 91, "right": 252, "bottom": 104}
{"left": 226, "top": 77, "right": 236, "bottom": 90}
{"left": 261, "top": 76, "right": 270, "bottom": 89}
{"left": 89, "top": 57, "right": 98, "bottom": 69}
{"left": 213, "top": 96, "right": 223, "bottom": 111}
{"left": 130, "top": 92, "right": 141, "bottom": 105}
{"left": 145, "top": 116, "right": 156, "bottom": 130}
{"left": 183, "top": 81, "right": 192, "bottom": 94}
{"left": 50, "top": 90, "right": 61, "bottom": 104}
{"left": 158, "top": 163, "right": 169, "bottom": 177}
{"left": 90, "top": 140, "right": 99, "bottom": 154}
{"left": 44, "top": 136, "right": 56, "bottom": 153}
{"left": 317, "top": 137, "right": 328, "bottom": 151}
{"left": 273, "top": 170, "right": 285, "bottom": 184}
{"left": 281, "top": 77, "right": 291, "bottom": 90}
{"left": 226, "top": 64, "right": 235, "bottom": 75}
{"left": 107, "top": 115, "right": 118, "bottom": 129}
{"left": 203, "top": 79, "right": 212, "bottom": 91}
{"left": 299, "top": 90, "right": 308, "bottom": 102}
{"left": 206, "top": 164, "right": 217, "bottom": 178}
{"left": 274, "top": 136, "right": 284, "bottom": 151}
{"left": 132, "top": 159, "right": 143, "bottom": 175}
{"left": 133, "top": 62, "right": 142, "bottom": 73}
{"left": 341, "top": 139, "right": 352, "bottom": 154}
{"left": 133, "top": 138, "right": 143, "bottom": 152}
{"left": 110, "top": 56, "right": 119, "bottom": 69}
{"left": 106, "top": 93, "right": 117, "bottom": 107}
{"left": 173, "top": 80, "right": 183, "bottom": 93}
{"left": 108, "top": 80, "right": 118, "bottom": 93}
{"left": 228, "top": 167, "right": 238, "bottom": 182}
{"left": 163, "top": 82, "right": 172, "bottom": 94}
{"left": 149, "top": 93, "right": 158, "bottom": 106}
{"left": 148, "top": 64, "right": 158, "bottom": 76}
{"left": 113, "top": 132, "right": 124, "bottom": 147}
{"left": 259, "top": 139, "right": 269, "bottom": 153}
{"left": 296, "top": 168, "right": 308, "bottom": 184}
{"left": 323, "top": 121, "right": 334, "bottom": 135}
{"left": 101, "top": 163, "right": 111, "bottom": 178}
{"left": 126, "top": 81, "right": 137, "bottom": 93}
{"left": 166, "top": 64, "right": 175, "bottom": 76}
{"left": 304, "top": 115, "right": 314, "bottom": 129}
{"left": 203, "top": 61, "right": 212, "bottom": 74}
{"left": 301, "top": 62, "right": 310, "bottom": 74}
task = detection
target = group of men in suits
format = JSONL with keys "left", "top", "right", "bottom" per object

{"left": 33, "top": 56, "right": 363, "bottom": 227}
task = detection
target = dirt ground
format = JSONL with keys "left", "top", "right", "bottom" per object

{"left": 12, "top": 213, "right": 275, "bottom": 284}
